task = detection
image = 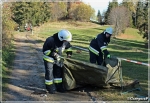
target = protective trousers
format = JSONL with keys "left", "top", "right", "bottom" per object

{"left": 44, "top": 60, "right": 65, "bottom": 94}
{"left": 44, "top": 60, "right": 56, "bottom": 94}
{"left": 89, "top": 50, "right": 103, "bottom": 65}
{"left": 53, "top": 64, "right": 65, "bottom": 92}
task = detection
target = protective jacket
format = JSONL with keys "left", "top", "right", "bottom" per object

{"left": 43, "top": 33, "right": 72, "bottom": 63}
{"left": 89, "top": 32, "right": 110, "bottom": 65}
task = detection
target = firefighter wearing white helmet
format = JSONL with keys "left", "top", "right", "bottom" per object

{"left": 58, "top": 29, "right": 72, "bottom": 41}
{"left": 89, "top": 27, "right": 113, "bottom": 66}
{"left": 42, "top": 29, "right": 72, "bottom": 94}
{"left": 104, "top": 27, "right": 113, "bottom": 35}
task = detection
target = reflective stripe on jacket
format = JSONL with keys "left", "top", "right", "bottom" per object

{"left": 43, "top": 50, "right": 54, "bottom": 63}
{"left": 89, "top": 46, "right": 99, "bottom": 56}
{"left": 44, "top": 50, "right": 51, "bottom": 56}
{"left": 43, "top": 55, "right": 55, "bottom": 63}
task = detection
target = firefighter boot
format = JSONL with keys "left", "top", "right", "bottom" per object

{"left": 55, "top": 83, "right": 66, "bottom": 93}
{"left": 46, "top": 84, "right": 56, "bottom": 94}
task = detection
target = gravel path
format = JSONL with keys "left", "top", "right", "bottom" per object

{"left": 2, "top": 32, "right": 102, "bottom": 102}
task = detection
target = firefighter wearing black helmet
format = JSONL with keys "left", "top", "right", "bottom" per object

{"left": 42, "top": 29, "right": 72, "bottom": 94}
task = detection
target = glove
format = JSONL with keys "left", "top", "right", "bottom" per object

{"left": 107, "top": 54, "right": 111, "bottom": 58}
{"left": 56, "top": 55, "right": 61, "bottom": 61}
{"left": 54, "top": 53, "right": 61, "bottom": 61}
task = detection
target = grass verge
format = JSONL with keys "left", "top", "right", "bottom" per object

{"left": 33, "top": 21, "right": 148, "bottom": 101}
{"left": 2, "top": 38, "right": 15, "bottom": 94}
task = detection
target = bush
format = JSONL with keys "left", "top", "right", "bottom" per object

{"left": 19, "top": 25, "right": 25, "bottom": 32}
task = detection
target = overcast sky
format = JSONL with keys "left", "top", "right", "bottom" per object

{"left": 82, "top": 0, "right": 123, "bottom": 14}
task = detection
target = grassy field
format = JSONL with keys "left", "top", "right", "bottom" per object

{"left": 33, "top": 21, "right": 148, "bottom": 101}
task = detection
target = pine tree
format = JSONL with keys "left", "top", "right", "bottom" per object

{"left": 12, "top": 2, "right": 27, "bottom": 26}
{"left": 136, "top": 0, "right": 148, "bottom": 47}
{"left": 12, "top": 2, "right": 51, "bottom": 28}
{"left": 136, "top": 1, "right": 145, "bottom": 29}
{"left": 97, "top": 10, "right": 102, "bottom": 24}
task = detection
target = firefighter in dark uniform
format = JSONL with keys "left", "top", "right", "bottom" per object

{"left": 42, "top": 29, "right": 72, "bottom": 94}
{"left": 89, "top": 27, "right": 113, "bottom": 65}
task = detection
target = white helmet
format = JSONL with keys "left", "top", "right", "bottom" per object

{"left": 104, "top": 27, "right": 113, "bottom": 35}
{"left": 58, "top": 29, "right": 72, "bottom": 41}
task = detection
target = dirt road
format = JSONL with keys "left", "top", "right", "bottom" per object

{"left": 2, "top": 32, "right": 102, "bottom": 102}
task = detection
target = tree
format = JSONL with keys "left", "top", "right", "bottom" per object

{"left": 105, "top": 0, "right": 118, "bottom": 24}
{"left": 68, "top": 2, "right": 79, "bottom": 20}
{"left": 101, "top": 10, "right": 106, "bottom": 25}
{"left": 66, "top": 0, "right": 82, "bottom": 19}
{"left": 136, "top": 0, "right": 148, "bottom": 47}
{"left": 69, "top": 2, "right": 95, "bottom": 21}
{"left": 12, "top": 2, "right": 51, "bottom": 28}
{"left": 108, "top": 6, "right": 130, "bottom": 36}
{"left": 12, "top": 2, "right": 27, "bottom": 26}
{"left": 121, "top": 1, "right": 136, "bottom": 27}
{"left": 50, "top": 2, "right": 67, "bottom": 21}
{"left": 136, "top": 1, "right": 148, "bottom": 29}
{"left": 2, "top": 2, "right": 17, "bottom": 48}
{"left": 97, "top": 10, "right": 102, "bottom": 24}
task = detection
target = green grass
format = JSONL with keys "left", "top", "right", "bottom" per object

{"left": 34, "top": 21, "right": 148, "bottom": 101}
{"left": 2, "top": 42, "right": 15, "bottom": 92}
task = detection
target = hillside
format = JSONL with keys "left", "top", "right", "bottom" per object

{"left": 3, "top": 21, "right": 148, "bottom": 101}
{"left": 34, "top": 21, "right": 148, "bottom": 100}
